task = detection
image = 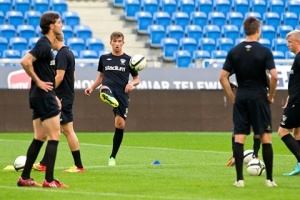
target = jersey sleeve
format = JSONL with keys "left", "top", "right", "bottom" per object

{"left": 55, "top": 50, "right": 69, "bottom": 71}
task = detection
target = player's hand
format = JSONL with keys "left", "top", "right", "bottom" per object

{"left": 37, "top": 80, "right": 53, "bottom": 92}
{"left": 125, "top": 83, "right": 134, "bottom": 93}
{"left": 267, "top": 94, "right": 274, "bottom": 104}
{"left": 85, "top": 88, "right": 93, "bottom": 96}
{"left": 229, "top": 82, "right": 238, "bottom": 92}
{"left": 55, "top": 96, "right": 62, "bottom": 110}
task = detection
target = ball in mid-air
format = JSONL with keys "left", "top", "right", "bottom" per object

{"left": 130, "top": 54, "right": 147, "bottom": 71}
{"left": 14, "top": 156, "right": 27, "bottom": 171}
{"left": 247, "top": 159, "right": 265, "bottom": 176}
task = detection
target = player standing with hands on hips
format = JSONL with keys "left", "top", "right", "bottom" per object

{"left": 85, "top": 31, "right": 140, "bottom": 166}
{"left": 220, "top": 16, "right": 278, "bottom": 187}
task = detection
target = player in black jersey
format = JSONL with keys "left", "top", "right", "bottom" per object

{"left": 220, "top": 16, "right": 278, "bottom": 187}
{"left": 278, "top": 30, "right": 300, "bottom": 176}
{"left": 85, "top": 31, "right": 140, "bottom": 166}
{"left": 18, "top": 12, "right": 67, "bottom": 188}
{"left": 32, "top": 33, "right": 84, "bottom": 173}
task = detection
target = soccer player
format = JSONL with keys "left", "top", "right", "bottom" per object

{"left": 84, "top": 31, "right": 140, "bottom": 166}
{"left": 32, "top": 33, "right": 84, "bottom": 173}
{"left": 219, "top": 16, "right": 278, "bottom": 187}
{"left": 278, "top": 30, "right": 300, "bottom": 176}
{"left": 18, "top": 12, "right": 68, "bottom": 188}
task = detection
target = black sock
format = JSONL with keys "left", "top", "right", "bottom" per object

{"left": 262, "top": 143, "right": 273, "bottom": 181}
{"left": 45, "top": 140, "right": 59, "bottom": 182}
{"left": 233, "top": 142, "right": 244, "bottom": 181}
{"left": 21, "top": 139, "right": 44, "bottom": 179}
{"left": 253, "top": 138, "right": 261, "bottom": 158}
{"left": 110, "top": 128, "right": 124, "bottom": 159}
{"left": 231, "top": 135, "right": 234, "bottom": 157}
{"left": 72, "top": 150, "right": 83, "bottom": 168}
{"left": 281, "top": 134, "right": 300, "bottom": 162}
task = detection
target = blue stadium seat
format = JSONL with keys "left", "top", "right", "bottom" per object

{"left": 226, "top": 12, "right": 243, "bottom": 27}
{"left": 99, "top": 50, "right": 111, "bottom": 57}
{"left": 112, "top": 0, "right": 123, "bottom": 7}
{"left": 285, "top": 0, "right": 300, "bottom": 13}
{"left": 35, "top": 26, "right": 42, "bottom": 37}
{"left": 28, "top": 37, "right": 39, "bottom": 49}
{"left": 190, "top": 11, "right": 207, "bottom": 27}
{"left": 153, "top": 12, "right": 171, "bottom": 29}
{"left": 0, "top": 37, "right": 8, "bottom": 57}
{"left": 9, "top": 37, "right": 27, "bottom": 51}
{"left": 166, "top": 25, "right": 184, "bottom": 42}
{"left": 17, "top": 25, "right": 36, "bottom": 40}
{"left": 79, "top": 50, "right": 98, "bottom": 58}
{"left": 147, "top": 24, "right": 165, "bottom": 48}
{"left": 178, "top": 0, "right": 195, "bottom": 16}
{"left": 244, "top": 12, "right": 262, "bottom": 20}
{"left": 159, "top": 0, "right": 177, "bottom": 16}
{"left": 161, "top": 37, "right": 179, "bottom": 61}
{"left": 0, "top": 0, "right": 12, "bottom": 16}
{"left": 258, "top": 38, "right": 271, "bottom": 49}
{"left": 5, "top": 11, "right": 23, "bottom": 28}
{"left": 250, "top": 0, "right": 267, "bottom": 16}
{"left": 281, "top": 12, "right": 298, "bottom": 28}
{"left": 216, "top": 38, "right": 234, "bottom": 52}
{"left": 124, "top": 0, "right": 140, "bottom": 21}
{"left": 141, "top": 0, "right": 159, "bottom": 16}
{"left": 73, "top": 25, "right": 92, "bottom": 41}
{"left": 208, "top": 11, "right": 226, "bottom": 27}
{"left": 51, "top": 0, "right": 68, "bottom": 15}
{"left": 85, "top": 38, "right": 104, "bottom": 52}
{"left": 286, "top": 51, "right": 295, "bottom": 59}
{"left": 13, "top": 0, "right": 31, "bottom": 15}
{"left": 31, "top": 0, "right": 49, "bottom": 14}
{"left": 261, "top": 25, "right": 276, "bottom": 41}
{"left": 193, "top": 50, "right": 210, "bottom": 60}
{"left": 232, "top": 0, "right": 249, "bottom": 13}
{"left": 0, "top": 11, "right": 4, "bottom": 24}
{"left": 173, "top": 50, "right": 192, "bottom": 68}
{"left": 67, "top": 37, "right": 85, "bottom": 52}
{"left": 203, "top": 25, "right": 221, "bottom": 40}
{"left": 272, "top": 38, "right": 288, "bottom": 52}
{"left": 135, "top": 11, "right": 152, "bottom": 34}
{"left": 0, "top": 25, "right": 16, "bottom": 40}
{"left": 263, "top": 12, "right": 280, "bottom": 27}
{"left": 297, "top": 25, "right": 300, "bottom": 30}
{"left": 24, "top": 11, "right": 41, "bottom": 28}
{"left": 185, "top": 25, "right": 202, "bottom": 41}
{"left": 211, "top": 50, "right": 227, "bottom": 59}
{"left": 198, "top": 37, "right": 216, "bottom": 53}
{"left": 2, "top": 49, "right": 21, "bottom": 58}
{"left": 196, "top": 0, "right": 213, "bottom": 14}
{"left": 267, "top": 0, "right": 284, "bottom": 13}
{"left": 272, "top": 50, "right": 284, "bottom": 59}
{"left": 221, "top": 25, "right": 239, "bottom": 40}
{"left": 235, "top": 38, "right": 244, "bottom": 44}
{"left": 21, "top": 49, "right": 30, "bottom": 57}
{"left": 277, "top": 25, "right": 293, "bottom": 38}
{"left": 71, "top": 50, "right": 79, "bottom": 58}
{"left": 213, "top": 0, "right": 231, "bottom": 13}
{"left": 62, "top": 11, "right": 80, "bottom": 29}
{"left": 179, "top": 37, "right": 198, "bottom": 56}
{"left": 62, "top": 25, "right": 73, "bottom": 39}
{"left": 172, "top": 12, "right": 190, "bottom": 29}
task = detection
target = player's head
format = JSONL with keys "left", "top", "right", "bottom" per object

{"left": 286, "top": 30, "right": 300, "bottom": 54}
{"left": 40, "top": 12, "right": 62, "bottom": 36}
{"left": 110, "top": 31, "right": 124, "bottom": 55}
{"left": 243, "top": 17, "right": 261, "bottom": 40}
{"left": 52, "top": 32, "right": 64, "bottom": 50}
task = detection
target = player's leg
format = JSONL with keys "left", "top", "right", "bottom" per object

{"left": 99, "top": 86, "right": 119, "bottom": 107}
{"left": 233, "top": 134, "right": 246, "bottom": 187}
{"left": 252, "top": 134, "right": 261, "bottom": 158}
{"left": 109, "top": 115, "right": 125, "bottom": 166}
{"left": 293, "top": 127, "right": 300, "bottom": 147}
{"left": 226, "top": 130, "right": 235, "bottom": 166}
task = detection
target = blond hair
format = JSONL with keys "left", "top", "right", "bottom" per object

{"left": 286, "top": 30, "right": 300, "bottom": 40}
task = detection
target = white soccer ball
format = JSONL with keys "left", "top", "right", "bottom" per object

{"left": 243, "top": 149, "right": 254, "bottom": 164}
{"left": 14, "top": 156, "right": 27, "bottom": 171}
{"left": 247, "top": 159, "right": 265, "bottom": 176}
{"left": 130, "top": 54, "right": 147, "bottom": 71}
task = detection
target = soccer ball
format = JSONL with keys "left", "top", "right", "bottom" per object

{"left": 243, "top": 149, "right": 254, "bottom": 164}
{"left": 247, "top": 159, "right": 265, "bottom": 176}
{"left": 14, "top": 156, "right": 27, "bottom": 171}
{"left": 130, "top": 54, "right": 147, "bottom": 71}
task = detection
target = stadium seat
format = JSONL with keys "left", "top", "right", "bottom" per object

{"left": 185, "top": 25, "right": 202, "bottom": 41}
{"left": 99, "top": 50, "right": 111, "bottom": 57}
{"left": 0, "top": 25, "right": 16, "bottom": 40}
{"left": 285, "top": 0, "right": 300, "bottom": 13}
{"left": 0, "top": 11, "right": 4, "bottom": 24}
{"left": 232, "top": 0, "right": 249, "bottom": 13}
{"left": 258, "top": 38, "right": 271, "bottom": 49}
{"left": 267, "top": 0, "right": 284, "bottom": 13}
{"left": 190, "top": 11, "right": 207, "bottom": 27}
{"left": 261, "top": 25, "right": 276, "bottom": 41}
{"left": 244, "top": 12, "right": 262, "bottom": 20}
{"left": 135, "top": 11, "right": 153, "bottom": 34}
{"left": 173, "top": 50, "right": 192, "bottom": 68}
{"left": 250, "top": 0, "right": 267, "bottom": 16}
{"left": 17, "top": 25, "right": 36, "bottom": 40}
{"left": 21, "top": 49, "right": 30, "bottom": 56}
{"left": 13, "top": 0, "right": 31, "bottom": 15}
{"left": 208, "top": 11, "right": 226, "bottom": 27}
{"left": 178, "top": 0, "right": 195, "bottom": 15}
{"left": 166, "top": 25, "right": 184, "bottom": 42}
{"left": 213, "top": 0, "right": 231, "bottom": 13}
{"left": 153, "top": 12, "right": 171, "bottom": 29}
{"left": 62, "top": 11, "right": 80, "bottom": 29}
{"left": 159, "top": 0, "right": 177, "bottom": 16}
{"left": 5, "top": 11, "right": 23, "bottom": 28}
{"left": 24, "top": 11, "right": 42, "bottom": 28}
{"left": 28, "top": 37, "right": 39, "bottom": 49}
{"left": 211, "top": 50, "right": 227, "bottom": 59}
{"left": 141, "top": 0, "right": 159, "bottom": 16}
{"left": 2, "top": 49, "right": 21, "bottom": 58}
{"left": 79, "top": 50, "right": 98, "bottom": 58}
{"left": 124, "top": 0, "right": 140, "bottom": 21}
{"left": 85, "top": 38, "right": 104, "bottom": 52}
{"left": 31, "top": 0, "right": 49, "bottom": 14}
{"left": 193, "top": 50, "right": 210, "bottom": 60}
{"left": 9, "top": 37, "right": 28, "bottom": 51}
{"left": 221, "top": 25, "right": 239, "bottom": 40}
{"left": 112, "top": 0, "right": 123, "bottom": 7}
{"left": 216, "top": 38, "right": 234, "bottom": 52}
{"left": 286, "top": 51, "right": 295, "bottom": 59}
{"left": 0, "top": 37, "right": 8, "bottom": 57}
{"left": 226, "top": 12, "right": 243, "bottom": 27}
{"left": 0, "top": 0, "right": 11, "bottom": 16}
{"left": 203, "top": 25, "right": 221, "bottom": 40}
{"left": 71, "top": 50, "right": 79, "bottom": 58}
{"left": 281, "top": 12, "right": 298, "bottom": 28}
{"left": 277, "top": 25, "right": 293, "bottom": 38}
{"left": 147, "top": 24, "right": 165, "bottom": 48}
{"left": 67, "top": 37, "right": 85, "bottom": 53}
{"left": 62, "top": 25, "right": 73, "bottom": 39}
{"left": 35, "top": 26, "right": 42, "bottom": 37}
{"left": 272, "top": 38, "right": 288, "bottom": 52}
{"left": 272, "top": 50, "right": 285, "bottom": 59}
{"left": 196, "top": 0, "right": 213, "bottom": 14}
{"left": 51, "top": 0, "right": 68, "bottom": 15}
{"left": 161, "top": 37, "right": 179, "bottom": 61}
{"left": 235, "top": 38, "right": 244, "bottom": 44}
{"left": 198, "top": 37, "right": 216, "bottom": 53}
{"left": 172, "top": 12, "right": 190, "bottom": 29}
{"left": 263, "top": 12, "right": 280, "bottom": 27}
{"left": 73, "top": 25, "right": 92, "bottom": 41}
{"left": 179, "top": 37, "right": 198, "bottom": 56}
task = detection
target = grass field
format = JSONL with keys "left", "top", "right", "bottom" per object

{"left": 0, "top": 132, "right": 298, "bottom": 200}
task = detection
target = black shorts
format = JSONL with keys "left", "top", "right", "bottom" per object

{"left": 233, "top": 97, "right": 272, "bottom": 135}
{"left": 60, "top": 98, "right": 74, "bottom": 125}
{"left": 112, "top": 91, "right": 129, "bottom": 120}
{"left": 30, "top": 96, "right": 60, "bottom": 121}
{"left": 280, "top": 103, "right": 300, "bottom": 129}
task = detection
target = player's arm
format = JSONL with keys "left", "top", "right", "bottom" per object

{"left": 125, "top": 75, "right": 140, "bottom": 93}
{"left": 84, "top": 72, "right": 103, "bottom": 96}
{"left": 55, "top": 69, "right": 65, "bottom": 88}
{"left": 267, "top": 68, "right": 278, "bottom": 104}
{"left": 220, "top": 69, "right": 235, "bottom": 103}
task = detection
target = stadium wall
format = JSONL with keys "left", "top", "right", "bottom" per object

{"left": 0, "top": 89, "right": 287, "bottom": 132}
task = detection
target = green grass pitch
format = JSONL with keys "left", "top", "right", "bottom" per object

{"left": 0, "top": 132, "right": 298, "bottom": 200}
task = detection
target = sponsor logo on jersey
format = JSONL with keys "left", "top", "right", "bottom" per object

{"left": 120, "top": 59, "right": 126, "bottom": 65}
{"left": 105, "top": 65, "right": 125, "bottom": 72}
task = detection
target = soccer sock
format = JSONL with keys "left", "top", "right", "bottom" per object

{"left": 253, "top": 138, "right": 261, "bottom": 158}
{"left": 262, "top": 143, "right": 273, "bottom": 181}
{"left": 281, "top": 134, "right": 300, "bottom": 162}
{"left": 21, "top": 139, "right": 44, "bottom": 179}
{"left": 231, "top": 135, "right": 234, "bottom": 156}
{"left": 45, "top": 140, "right": 59, "bottom": 182}
{"left": 72, "top": 150, "right": 83, "bottom": 168}
{"left": 110, "top": 128, "right": 124, "bottom": 159}
{"left": 233, "top": 142, "right": 244, "bottom": 181}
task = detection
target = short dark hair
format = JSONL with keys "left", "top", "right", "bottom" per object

{"left": 243, "top": 17, "right": 261, "bottom": 36}
{"left": 110, "top": 31, "right": 124, "bottom": 41}
{"left": 40, "top": 12, "right": 60, "bottom": 35}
